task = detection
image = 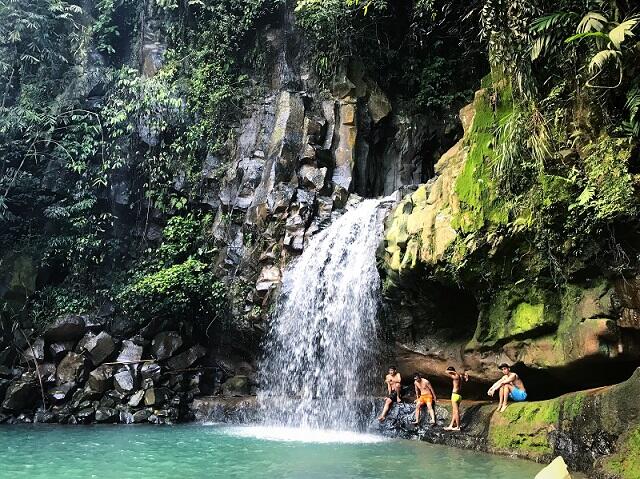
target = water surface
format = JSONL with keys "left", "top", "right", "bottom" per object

{"left": 0, "top": 424, "right": 545, "bottom": 478}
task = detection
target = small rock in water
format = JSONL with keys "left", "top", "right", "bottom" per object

{"left": 535, "top": 457, "right": 571, "bottom": 479}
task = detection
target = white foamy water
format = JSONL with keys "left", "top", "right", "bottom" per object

{"left": 222, "top": 426, "right": 387, "bottom": 444}
{"left": 258, "top": 198, "right": 390, "bottom": 430}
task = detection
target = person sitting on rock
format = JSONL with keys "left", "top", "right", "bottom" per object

{"left": 378, "top": 365, "right": 402, "bottom": 422}
{"left": 444, "top": 366, "right": 469, "bottom": 431}
{"left": 412, "top": 372, "right": 437, "bottom": 425}
{"left": 487, "top": 363, "right": 527, "bottom": 412}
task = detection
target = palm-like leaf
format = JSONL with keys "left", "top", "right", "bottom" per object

{"left": 608, "top": 18, "right": 638, "bottom": 49}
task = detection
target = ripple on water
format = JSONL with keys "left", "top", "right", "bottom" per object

{"left": 220, "top": 425, "right": 388, "bottom": 444}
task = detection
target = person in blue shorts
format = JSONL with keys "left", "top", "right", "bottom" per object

{"left": 487, "top": 363, "right": 527, "bottom": 412}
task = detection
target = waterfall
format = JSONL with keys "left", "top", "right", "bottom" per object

{"left": 257, "top": 198, "right": 390, "bottom": 430}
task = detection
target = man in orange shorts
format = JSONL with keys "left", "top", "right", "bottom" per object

{"left": 412, "top": 372, "right": 437, "bottom": 425}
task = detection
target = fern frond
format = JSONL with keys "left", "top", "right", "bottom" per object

{"left": 608, "top": 17, "right": 638, "bottom": 49}
{"left": 588, "top": 49, "right": 621, "bottom": 73}
{"left": 577, "top": 12, "right": 608, "bottom": 33}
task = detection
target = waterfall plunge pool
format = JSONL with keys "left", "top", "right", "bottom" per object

{"left": 0, "top": 424, "right": 545, "bottom": 478}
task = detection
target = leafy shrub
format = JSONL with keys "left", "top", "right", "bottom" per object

{"left": 118, "top": 258, "right": 227, "bottom": 327}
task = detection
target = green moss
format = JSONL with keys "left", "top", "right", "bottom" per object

{"left": 603, "top": 426, "right": 640, "bottom": 479}
{"left": 472, "top": 286, "right": 560, "bottom": 346}
{"left": 454, "top": 85, "right": 512, "bottom": 233}
{"left": 560, "top": 391, "right": 586, "bottom": 422}
{"left": 488, "top": 400, "right": 560, "bottom": 459}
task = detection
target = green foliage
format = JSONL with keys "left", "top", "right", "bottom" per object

{"left": 118, "top": 258, "right": 227, "bottom": 326}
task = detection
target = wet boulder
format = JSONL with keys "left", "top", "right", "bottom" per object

{"left": 48, "top": 382, "right": 76, "bottom": 403}
{"left": 22, "top": 338, "right": 45, "bottom": 363}
{"left": 114, "top": 367, "right": 137, "bottom": 394}
{"left": 144, "top": 387, "right": 171, "bottom": 406}
{"left": 44, "top": 315, "right": 86, "bottom": 342}
{"left": 167, "top": 345, "right": 206, "bottom": 370}
{"left": 75, "top": 407, "right": 95, "bottom": 423}
{"left": 86, "top": 365, "right": 113, "bottom": 395}
{"left": 37, "top": 363, "right": 57, "bottom": 384}
{"left": 132, "top": 408, "right": 152, "bottom": 423}
{"left": 2, "top": 381, "right": 39, "bottom": 411}
{"left": 140, "top": 363, "right": 162, "bottom": 382}
{"left": 34, "top": 409, "right": 57, "bottom": 423}
{"left": 56, "top": 352, "right": 89, "bottom": 385}
{"left": 222, "top": 375, "right": 250, "bottom": 397}
{"left": 77, "top": 332, "right": 116, "bottom": 365}
{"left": 116, "top": 340, "right": 143, "bottom": 363}
{"left": 151, "top": 332, "right": 183, "bottom": 361}
{"left": 95, "top": 407, "right": 118, "bottom": 423}
{"left": 49, "top": 341, "right": 76, "bottom": 361}
{"left": 119, "top": 410, "right": 134, "bottom": 424}
{"left": 128, "top": 390, "right": 145, "bottom": 407}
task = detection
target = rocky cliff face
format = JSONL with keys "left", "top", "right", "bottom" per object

{"left": 0, "top": 2, "right": 460, "bottom": 422}
{"left": 381, "top": 85, "right": 640, "bottom": 397}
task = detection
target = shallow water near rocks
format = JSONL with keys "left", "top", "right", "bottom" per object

{"left": 0, "top": 424, "right": 545, "bottom": 478}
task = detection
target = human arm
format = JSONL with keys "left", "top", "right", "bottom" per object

{"left": 487, "top": 373, "right": 516, "bottom": 396}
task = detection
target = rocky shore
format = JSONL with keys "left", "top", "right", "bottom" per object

{"left": 0, "top": 314, "right": 253, "bottom": 425}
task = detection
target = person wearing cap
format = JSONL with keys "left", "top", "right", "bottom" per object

{"left": 444, "top": 366, "right": 469, "bottom": 431}
{"left": 487, "top": 363, "right": 527, "bottom": 412}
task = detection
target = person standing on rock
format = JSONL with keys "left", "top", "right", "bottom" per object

{"left": 412, "top": 372, "right": 437, "bottom": 425}
{"left": 378, "top": 366, "right": 402, "bottom": 422}
{"left": 487, "top": 363, "right": 527, "bottom": 412}
{"left": 444, "top": 366, "right": 469, "bottom": 431}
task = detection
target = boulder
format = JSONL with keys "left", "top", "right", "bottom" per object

{"left": 2, "top": 381, "right": 39, "bottom": 411}
{"left": 151, "top": 332, "right": 183, "bottom": 361}
{"left": 22, "top": 338, "right": 45, "bottom": 363}
{"left": 132, "top": 408, "right": 152, "bottom": 423}
{"left": 49, "top": 341, "right": 76, "bottom": 361}
{"left": 86, "top": 365, "right": 113, "bottom": 395}
{"left": 167, "top": 345, "right": 206, "bottom": 370}
{"left": 119, "top": 410, "right": 134, "bottom": 424}
{"left": 298, "top": 165, "right": 328, "bottom": 191}
{"left": 140, "top": 363, "right": 162, "bottom": 382}
{"left": 367, "top": 89, "right": 392, "bottom": 123}
{"left": 256, "top": 266, "right": 281, "bottom": 293}
{"left": 114, "top": 367, "right": 137, "bottom": 394}
{"left": 44, "top": 315, "right": 86, "bottom": 342}
{"left": 37, "top": 363, "right": 57, "bottom": 384}
{"left": 95, "top": 407, "right": 118, "bottom": 423}
{"left": 535, "top": 457, "right": 571, "bottom": 479}
{"left": 34, "top": 410, "right": 56, "bottom": 423}
{"left": 75, "top": 407, "right": 95, "bottom": 423}
{"left": 48, "top": 382, "right": 75, "bottom": 403}
{"left": 56, "top": 352, "right": 89, "bottom": 385}
{"left": 116, "top": 340, "right": 143, "bottom": 363}
{"left": 144, "top": 387, "right": 171, "bottom": 406}
{"left": 128, "top": 390, "right": 145, "bottom": 407}
{"left": 77, "top": 332, "right": 116, "bottom": 365}
{"left": 222, "top": 375, "right": 250, "bottom": 397}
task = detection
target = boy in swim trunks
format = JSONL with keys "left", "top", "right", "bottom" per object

{"left": 412, "top": 372, "right": 437, "bottom": 425}
{"left": 487, "top": 363, "right": 527, "bottom": 412}
{"left": 378, "top": 366, "right": 402, "bottom": 422}
{"left": 444, "top": 366, "right": 469, "bottom": 431}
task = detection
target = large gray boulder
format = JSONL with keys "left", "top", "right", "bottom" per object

{"left": 56, "top": 352, "right": 89, "bottom": 385}
{"left": 44, "top": 315, "right": 86, "bottom": 342}
{"left": 116, "top": 340, "right": 143, "bottom": 363}
{"left": 86, "top": 365, "right": 114, "bottom": 395}
{"left": 132, "top": 408, "right": 152, "bottom": 423}
{"left": 48, "top": 382, "right": 75, "bottom": 403}
{"left": 167, "top": 345, "right": 206, "bottom": 370}
{"left": 114, "top": 367, "right": 136, "bottom": 394}
{"left": 144, "top": 387, "right": 171, "bottom": 406}
{"left": 77, "top": 332, "right": 116, "bottom": 365}
{"left": 2, "top": 381, "right": 39, "bottom": 411}
{"left": 151, "top": 332, "right": 183, "bottom": 361}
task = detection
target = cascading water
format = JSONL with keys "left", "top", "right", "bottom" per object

{"left": 257, "top": 198, "right": 390, "bottom": 430}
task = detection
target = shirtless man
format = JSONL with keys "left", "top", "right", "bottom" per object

{"left": 412, "top": 372, "right": 437, "bottom": 425}
{"left": 444, "top": 366, "right": 469, "bottom": 431}
{"left": 487, "top": 363, "right": 527, "bottom": 412}
{"left": 378, "top": 366, "right": 402, "bottom": 422}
